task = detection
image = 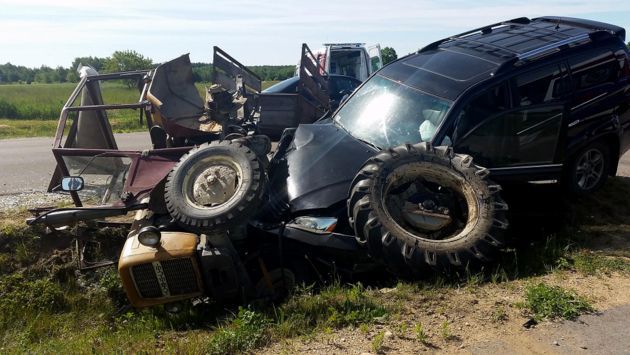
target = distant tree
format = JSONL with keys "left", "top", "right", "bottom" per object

{"left": 104, "top": 50, "right": 153, "bottom": 73}
{"left": 55, "top": 66, "right": 68, "bottom": 83}
{"left": 381, "top": 47, "right": 398, "bottom": 65}
{"left": 103, "top": 50, "right": 153, "bottom": 87}
{"left": 191, "top": 63, "right": 214, "bottom": 83}
{"left": 627, "top": 41, "right": 630, "bottom": 49}
{"left": 71, "top": 56, "right": 107, "bottom": 72}
{"left": 65, "top": 71, "right": 79, "bottom": 83}
{"left": 250, "top": 66, "right": 294, "bottom": 81}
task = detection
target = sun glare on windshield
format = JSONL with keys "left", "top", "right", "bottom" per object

{"left": 334, "top": 75, "right": 452, "bottom": 149}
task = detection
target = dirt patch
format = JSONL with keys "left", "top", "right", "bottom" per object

{"left": 260, "top": 273, "right": 630, "bottom": 354}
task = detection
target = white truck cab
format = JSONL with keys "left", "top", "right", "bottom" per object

{"left": 301, "top": 43, "right": 383, "bottom": 82}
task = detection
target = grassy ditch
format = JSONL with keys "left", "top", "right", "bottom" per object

{"left": 1, "top": 177, "right": 629, "bottom": 352}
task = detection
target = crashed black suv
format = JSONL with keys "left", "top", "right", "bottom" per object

{"left": 275, "top": 16, "right": 630, "bottom": 272}
{"left": 30, "top": 16, "right": 630, "bottom": 309}
{"left": 338, "top": 16, "right": 630, "bottom": 193}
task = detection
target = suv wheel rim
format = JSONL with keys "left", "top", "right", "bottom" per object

{"left": 575, "top": 148, "right": 604, "bottom": 190}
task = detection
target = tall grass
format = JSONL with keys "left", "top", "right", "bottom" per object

{"left": 0, "top": 83, "right": 141, "bottom": 120}
{"left": 0, "top": 81, "right": 279, "bottom": 139}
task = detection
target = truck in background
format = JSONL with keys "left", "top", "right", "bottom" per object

{"left": 298, "top": 43, "right": 383, "bottom": 82}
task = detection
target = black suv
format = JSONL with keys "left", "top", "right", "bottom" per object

{"left": 335, "top": 16, "right": 630, "bottom": 193}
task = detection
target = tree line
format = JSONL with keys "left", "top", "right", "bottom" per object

{"left": 0, "top": 50, "right": 296, "bottom": 84}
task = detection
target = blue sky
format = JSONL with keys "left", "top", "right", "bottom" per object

{"left": 1, "top": 0, "right": 629, "bottom": 68}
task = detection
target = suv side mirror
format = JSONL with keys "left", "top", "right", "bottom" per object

{"left": 61, "top": 177, "right": 84, "bottom": 192}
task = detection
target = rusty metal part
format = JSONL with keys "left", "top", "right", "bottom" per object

{"left": 401, "top": 201, "right": 452, "bottom": 232}
{"left": 191, "top": 165, "right": 238, "bottom": 206}
{"left": 257, "top": 257, "right": 275, "bottom": 292}
{"left": 74, "top": 239, "right": 116, "bottom": 270}
{"left": 148, "top": 54, "right": 206, "bottom": 134}
{"left": 385, "top": 162, "right": 478, "bottom": 242}
{"left": 198, "top": 120, "right": 222, "bottom": 133}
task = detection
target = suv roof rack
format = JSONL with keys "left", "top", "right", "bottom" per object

{"left": 418, "top": 17, "right": 531, "bottom": 53}
{"left": 416, "top": 16, "right": 621, "bottom": 74}
{"left": 494, "top": 30, "right": 614, "bottom": 73}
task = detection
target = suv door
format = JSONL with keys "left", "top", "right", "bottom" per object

{"left": 565, "top": 46, "right": 624, "bottom": 155}
{"left": 617, "top": 46, "right": 630, "bottom": 153}
{"left": 454, "top": 62, "right": 571, "bottom": 181}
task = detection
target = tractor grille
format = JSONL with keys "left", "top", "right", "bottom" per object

{"left": 131, "top": 258, "right": 200, "bottom": 299}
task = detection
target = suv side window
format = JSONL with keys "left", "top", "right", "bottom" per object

{"left": 455, "top": 105, "right": 564, "bottom": 167}
{"left": 454, "top": 67, "right": 569, "bottom": 168}
{"left": 516, "top": 63, "right": 570, "bottom": 106}
{"left": 570, "top": 49, "right": 618, "bottom": 88}
{"left": 452, "top": 83, "right": 510, "bottom": 141}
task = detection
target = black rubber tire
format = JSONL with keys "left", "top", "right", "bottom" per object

{"left": 565, "top": 142, "right": 610, "bottom": 195}
{"left": 347, "top": 142, "right": 509, "bottom": 272}
{"left": 165, "top": 140, "right": 264, "bottom": 232}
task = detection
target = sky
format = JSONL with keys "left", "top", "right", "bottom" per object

{"left": 1, "top": 0, "right": 629, "bottom": 68}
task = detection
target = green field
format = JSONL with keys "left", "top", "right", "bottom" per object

{"left": 0, "top": 81, "right": 279, "bottom": 139}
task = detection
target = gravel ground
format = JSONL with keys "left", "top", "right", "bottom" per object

{"left": 0, "top": 191, "right": 71, "bottom": 210}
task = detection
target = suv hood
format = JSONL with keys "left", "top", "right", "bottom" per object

{"left": 285, "top": 123, "right": 377, "bottom": 211}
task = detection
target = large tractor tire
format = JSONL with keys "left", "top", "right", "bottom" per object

{"left": 165, "top": 140, "right": 264, "bottom": 232}
{"left": 348, "top": 142, "right": 508, "bottom": 273}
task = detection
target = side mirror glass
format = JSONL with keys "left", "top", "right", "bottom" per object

{"left": 61, "top": 176, "right": 84, "bottom": 192}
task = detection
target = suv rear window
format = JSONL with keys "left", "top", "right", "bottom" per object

{"left": 515, "top": 63, "right": 570, "bottom": 106}
{"left": 569, "top": 49, "right": 618, "bottom": 90}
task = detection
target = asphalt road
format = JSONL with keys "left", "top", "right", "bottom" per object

{"left": 0, "top": 132, "right": 150, "bottom": 195}
{"left": 1, "top": 133, "right": 629, "bottom": 195}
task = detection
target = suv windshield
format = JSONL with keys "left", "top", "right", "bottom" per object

{"left": 333, "top": 75, "right": 452, "bottom": 148}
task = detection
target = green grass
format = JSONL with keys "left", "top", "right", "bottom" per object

{"left": 414, "top": 322, "right": 427, "bottom": 343}
{"left": 522, "top": 283, "right": 594, "bottom": 321}
{"left": 0, "top": 83, "right": 139, "bottom": 120}
{"left": 0, "top": 81, "right": 280, "bottom": 139}
{"left": 371, "top": 331, "right": 385, "bottom": 353}
{"left": 571, "top": 251, "right": 630, "bottom": 275}
{"left": 0, "top": 212, "right": 389, "bottom": 353}
{"left": 0, "top": 162, "right": 628, "bottom": 351}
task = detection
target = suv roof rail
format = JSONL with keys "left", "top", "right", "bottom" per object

{"left": 517, "top": 32, "right": 591, "bottom": 61}
{"left": 494, "top": 30, "right": 613, "bottom": 73}
{"left": 417, "top": 17, "right": 531, "bottom": 53}
{"left": 536, "top": 16, "right": 626, "bottom": 42}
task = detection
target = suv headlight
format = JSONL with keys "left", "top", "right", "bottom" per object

{"left": 288, "top": 216, "right": 337, "bottom": 233}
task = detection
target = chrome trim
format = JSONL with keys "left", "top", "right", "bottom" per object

{"left": 517, "top": 113, "right": 563, "bottom": 136}
{"left": 571, "top": 92, "right": 608, "bottom": 111}
{"left": 528, "top": 180, "right": 558, "bottom": 184}
{"left": 490, "top": 164, "right": 562, "bottom": 171}
{"left": 518, "top": 33, "right": 590, "bottom": 61}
